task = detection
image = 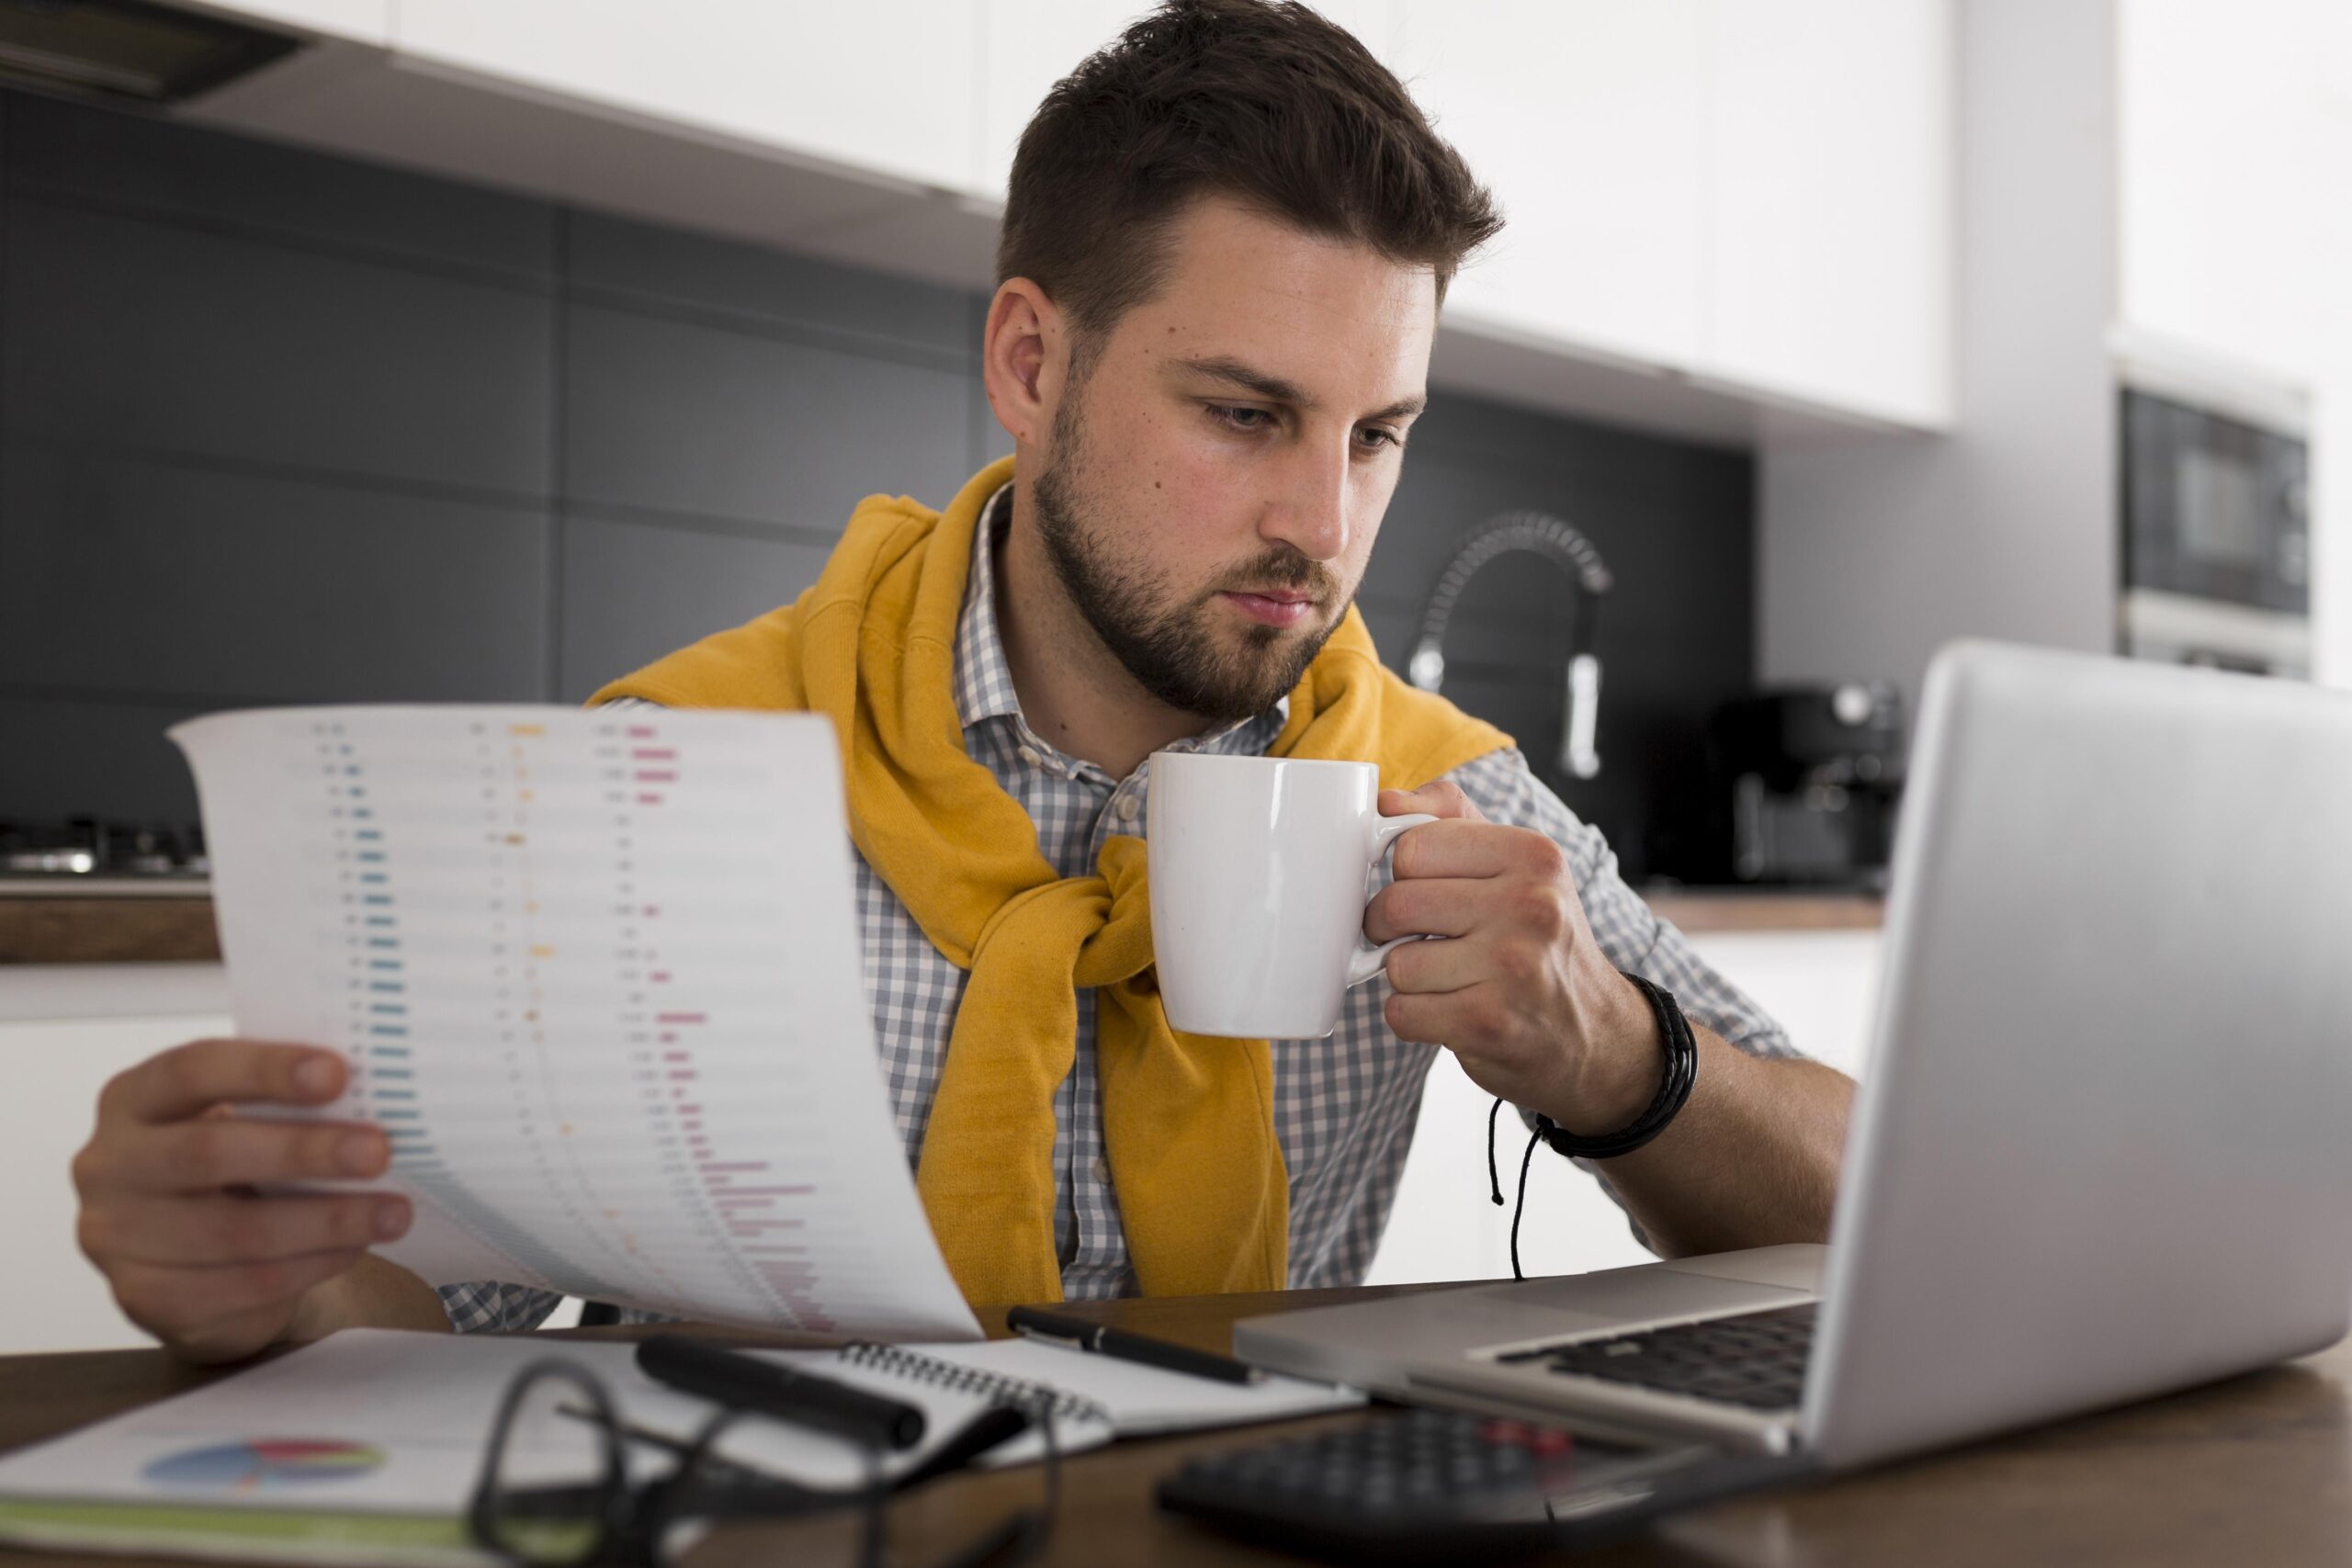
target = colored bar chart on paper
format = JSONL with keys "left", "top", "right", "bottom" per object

{"left": 169, "top": 706, "right": 979, "bottom": 1342}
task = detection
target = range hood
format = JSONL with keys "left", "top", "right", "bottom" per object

{"left": 0, "top": 0, "right": 296, "bottom": 106}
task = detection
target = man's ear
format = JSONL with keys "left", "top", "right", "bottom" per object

{"left": 982, "top": 277, "right": 1065, "bottom": 448}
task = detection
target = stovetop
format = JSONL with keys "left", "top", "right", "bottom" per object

{"left": 0, "top": 818, "right": 209, "bottom": 883}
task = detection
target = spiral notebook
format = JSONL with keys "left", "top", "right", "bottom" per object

{"left": 732, "top": 1337, "right": 1367, "bottom": 1471}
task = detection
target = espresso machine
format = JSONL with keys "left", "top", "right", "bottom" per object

{"left": 1709, "top": 683, "right": 1903, "bottom": 887}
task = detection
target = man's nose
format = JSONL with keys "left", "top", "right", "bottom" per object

{"left": 1258, "top": 438, "right": 1352, "bottom": 563}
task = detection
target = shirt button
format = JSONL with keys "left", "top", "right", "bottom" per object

{"left": 1016, "top": 745, "right": 1042, "bottom": 767}
{"left": 1091, "top": 1156, "right": 1113, "bottom": 1185}
{"left": 1115, "top": 795, "right": 1139, "bottom": 823}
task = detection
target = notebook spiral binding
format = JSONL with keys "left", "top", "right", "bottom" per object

{"left": 842, "top": 1343, "right": 1114, "bottom": 1429}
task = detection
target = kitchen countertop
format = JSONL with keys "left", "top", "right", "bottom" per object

{"left": 1640, "top": 886, "right": 1885, "bottom": 933}
{"left": 0, "top": 881, "right": 1883, "bottom": 964}
{"left": 0, "top": 887, "right": 221, "bottom": 964}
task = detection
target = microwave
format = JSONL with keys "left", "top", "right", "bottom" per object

{"left": 2119, "top": 383, "right": 2311, "bottom": 677}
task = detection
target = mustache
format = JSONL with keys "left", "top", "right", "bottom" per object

{"left": 1208, "top": 550, "right": 1340, "bottom": 603}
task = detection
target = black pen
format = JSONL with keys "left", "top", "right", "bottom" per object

{"left": 635, "top": 1335, "right": 928, "bottom": 1450}
{"left": 1005, "top": 1306, "right": 1261, "bottom": 1385}
{"left": 556, "top": 1401, "right": 1023, "bottom": 1491}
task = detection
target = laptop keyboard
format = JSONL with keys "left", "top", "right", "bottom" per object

{"left": 1495, "top": 1303, "right": 1816, "bottom": 1412}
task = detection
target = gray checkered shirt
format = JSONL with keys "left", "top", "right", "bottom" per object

{"left": 439, "top": 487, "right": 1794, "bottom": 1332}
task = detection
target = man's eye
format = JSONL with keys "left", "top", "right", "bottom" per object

{"left": 1208, "top": 404, "right": 1274, "bottom": 433}
{"left": 1356, "top": 425, "right": 1402, "bottom": 452}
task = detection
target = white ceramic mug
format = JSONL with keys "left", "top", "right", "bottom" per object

{"left": 1146, "top": 751, "right": 1436, "bottom": 1039}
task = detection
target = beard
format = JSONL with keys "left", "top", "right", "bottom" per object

{"left": 1029, "top": 398, "right": 1348, "bottom": 724}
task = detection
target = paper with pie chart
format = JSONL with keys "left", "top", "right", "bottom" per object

{"left": 169, "top": 705, "right": 980, "bottom": 1342}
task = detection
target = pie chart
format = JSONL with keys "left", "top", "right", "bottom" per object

{"left": 141, "top": 1438, "right": 385, "bottom": 1491}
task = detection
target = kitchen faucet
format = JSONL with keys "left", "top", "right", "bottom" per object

{"left": 1406, "top": 513, "right": 1612, "bottom": 781}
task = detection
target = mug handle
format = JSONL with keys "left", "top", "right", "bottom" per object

{"left": 1344, "top": 811, "right": 1440, "bottom": 988}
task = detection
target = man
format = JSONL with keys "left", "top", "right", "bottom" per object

{"left": 72, "top": 0, "right": 1854, "bottom": 1362}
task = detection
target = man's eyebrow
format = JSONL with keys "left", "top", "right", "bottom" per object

{"left": 1173, "top": 355, "right": 1426, "bottom": 423}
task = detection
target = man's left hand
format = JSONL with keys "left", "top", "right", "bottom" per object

{"left": 1364, "top": 782, "right": 1662, "bottom": 1135}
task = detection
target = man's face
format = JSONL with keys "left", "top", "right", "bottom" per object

{"left": 1028, "top": 197, "right": 1438, "bottom": 722}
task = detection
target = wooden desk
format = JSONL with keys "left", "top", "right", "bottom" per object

{"left": 4, "top": 1286, "right": 2348, "bottom": 1568}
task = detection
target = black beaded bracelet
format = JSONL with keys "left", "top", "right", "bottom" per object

{"left": 1533, "top": 970, "right": 1699, "bottom": 1160}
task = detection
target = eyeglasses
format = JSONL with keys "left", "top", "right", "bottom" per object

{"left": 466, "top": 1356, "right": 1059, "bottom": 1568}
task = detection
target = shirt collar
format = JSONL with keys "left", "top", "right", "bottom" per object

{"left": 949, "top": 482, "right": 1293, "bottom": 755}
{"left": 950, "top": 485, "right": 1024, "bottom": 729}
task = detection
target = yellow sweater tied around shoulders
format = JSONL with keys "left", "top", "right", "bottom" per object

{"left": 594, "top": 457, "right": 1510, "bottom": 1307}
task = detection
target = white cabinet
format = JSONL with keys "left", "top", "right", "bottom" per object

{"left": 1387, "top": 0, "right": 1950, "bottom": 427}
{"left": 201, "top": 1, "right": 1950, "bottom": 436}
{"left": 1683, "top": 928, "right": 1882, "bottom": 1079}
{"left": 1704, "top": 0, "right": 1953, "bottom": 427}
{"left": 1389, "top": 0, "right": 1709, "bottom": 371}
{"left": 1365, "top": 1047, "right": 1657, "bottom": 1287}
{"left": 977, "top": 2, "right": 1121, "bottom": 200}
{"left": 0, "top": 1007, "right": 234, "bottom": 1354}
{"left": 392, "top": 1, "right": 980, "bottom": 194}
{"left": 1369, "top": 926, "right": 1881, "bottom": 1287}
{"left": 0, "top": 966, "right": 233, "bottom": 1354}
{"left": 2118, "top": 0, "right": 2327, "bottom": 389}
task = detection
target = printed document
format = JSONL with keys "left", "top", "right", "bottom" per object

{"left": 170, "top": 705, "right": 979, "bottom": 1341}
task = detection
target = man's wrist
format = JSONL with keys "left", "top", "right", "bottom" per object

{"left": 1548, "top": 972, "right": 1665, "bottom": 1136}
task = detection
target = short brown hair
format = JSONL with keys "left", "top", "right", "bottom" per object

{"left": 997, "top": 0, "right": 1500, "bottom": 346}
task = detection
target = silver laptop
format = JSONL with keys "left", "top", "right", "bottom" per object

{"left": 1238, "top": 640, "right": 2352, "bottom": 1475}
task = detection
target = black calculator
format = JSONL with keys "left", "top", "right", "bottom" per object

{"left": 1155, "top": 1408, "right": 1810, "bottom": 1564}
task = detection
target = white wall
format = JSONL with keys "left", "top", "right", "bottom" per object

{"left": 1757, "top": 0, "right": 2118, "bottom": 713}
{"left": 2118, "top": 0, "right": 2352, "bottom": 686}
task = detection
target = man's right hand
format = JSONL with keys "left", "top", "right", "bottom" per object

{"left": 72, "top": 1039, "right": 414, "bottom": 1362}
